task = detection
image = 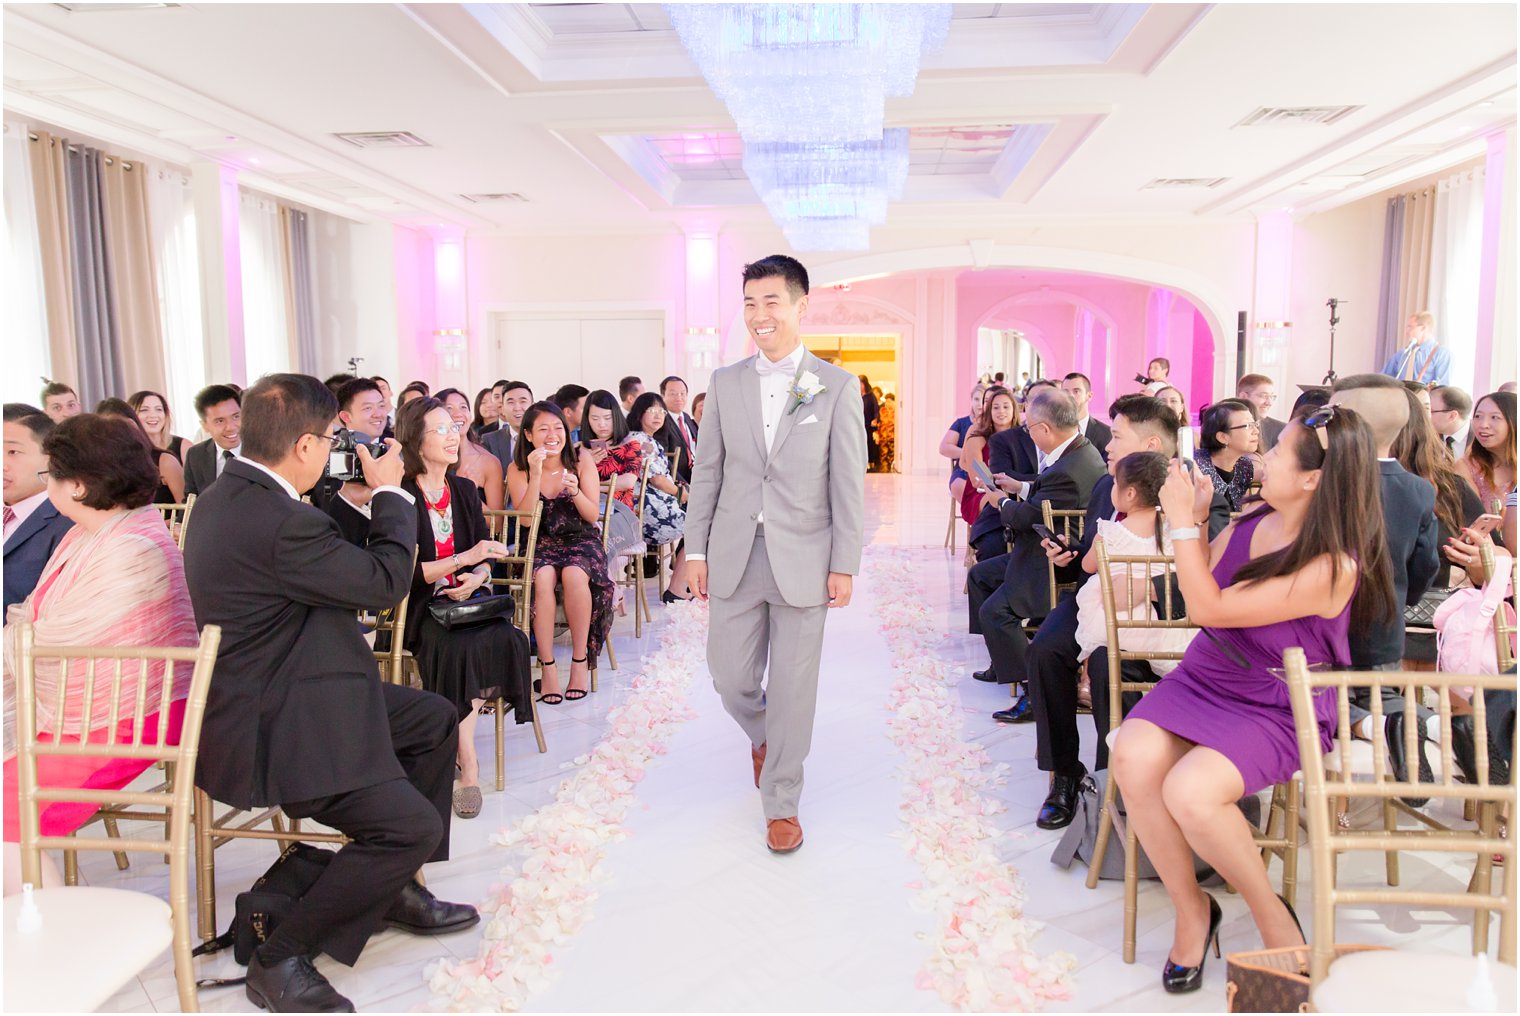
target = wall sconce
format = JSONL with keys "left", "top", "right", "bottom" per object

{"left": 1253, "top": 321, "right": 1291, "bottom": 368}
{"left": 686, "top": 326, "right": 719, "bottom": 371}
{"left": 434, "top": 328, "right": 467, "bottom": 373}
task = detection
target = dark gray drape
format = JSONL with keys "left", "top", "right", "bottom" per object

{"left": 63, "top": 144, "right": 125, "bottom": 404}
{"left": 1374, "top": 195, "right": 1405, "bottom": 373}
{"left": 285, "top": 207, "right": 318, "bottom": 375}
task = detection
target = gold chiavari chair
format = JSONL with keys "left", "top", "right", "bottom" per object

{"left": 625, "top": 458, "right": 656, "bottom": 631}
{"left": 1086, "top": 544, "right": 1301, "bottom": 965}
{"left": 945, "top": 492, "right": 960, "bottom": 554}
{"left": 155, "top": 493, "right": 197, "bottom": 551}
{"left": 1283, "top": 648, "right": 1516, "bottom": 1003}
{"left": 363, "top": 551, "right": 420, "bottom": 687}
{"left": 1041, "top": 502, "right": 1088, "bottom": 614}
{"left": 484, "top": 503, "right": 549, "bottom": 789}
{"left": 655, "top": 446, "right": 684, "bottom": 598}
{"left": 13, "top": 622, "right": 223, "bottom": 1013}
{"left": 598, "top": 480, "right": 621, "bottom": 672}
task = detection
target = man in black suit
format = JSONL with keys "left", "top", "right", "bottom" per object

{"left": 966, "top": 390, "right": 1106, "bottom": 700}
{"left": 1021, "top": 395, "right": 1232, "bottom": 827}
{"left": 184, "top": 374, "right": 476, "bottom": 1013}
{"left": 660, "top": 375, "right": 699, "bottom": 485}
{"left": 966, "top": 383, "right": 1056, "bottom": 560}
{"left": 3, "top": 410, "right": 73, "bottom": 613}
{"left": 181, "top": 384, "right": 242, "bottom": 497}
{"left": 1330, "top": 376, "right": 1440, "bottom": 786}
{"left": 1060, "top": 372, "right": 1111, "bottom": 462}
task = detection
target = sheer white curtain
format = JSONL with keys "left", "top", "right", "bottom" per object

{"left": 239, "top": 190, "right": 290, "bottom": 383}
{"left": 3, "top": 122, "right": 52, "bottom": 404}
{"left": 147, "top": 166, "right": 204, "bottom": 430}
{"left": 1429, "top": 166, "right": 1485, "bottom": 394}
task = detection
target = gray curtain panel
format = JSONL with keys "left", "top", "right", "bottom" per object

{"left": 1373, "top": 195, "right": 1405, "bottom": 373}
{"left": 286, "top": 207, "right": 319, "bottom": 375}
{"left": 63, "top": 144, "right": 125, "bottom": 405}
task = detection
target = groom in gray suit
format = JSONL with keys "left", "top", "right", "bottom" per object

{"left": 685, "top": 254, "right": 866, "bottom": 855}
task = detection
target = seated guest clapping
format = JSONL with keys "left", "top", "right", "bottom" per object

{"left": 437, "top": 388, "right": 504, "bottom": 510}
{"left": 626, "top": 392, "right": 694, "bottom": 602}
{"left": 506, "top": 402, "right": 614, "bottom": 703}
{"left": 95, "top": 398, "right": 184, "bottom": 504}
{"left": 396, "top": 398, "right": 530, "bottom": 819}
{"left": 3, "top": 414, "right": 197, "bottom": 894}
{"left": 1110, "top": 406, "right": 1395, "bottom": 993}
{"left": 185, "top": 374, "right": 475, "bottom": 1013}
{"left": 966, "top": 389, "right": 1106, "bottom": 700}
{"left": 1194, "top": 399, "right": 1258, "bottom": 513}
{"left": 3, "top": 412, "right": 73, "bottom": 615}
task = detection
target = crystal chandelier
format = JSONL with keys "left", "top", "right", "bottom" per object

{"left": 666, "top": 3, "right": 950, "bottom": 251}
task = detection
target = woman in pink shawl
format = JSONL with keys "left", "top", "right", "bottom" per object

{"left": 3, "top": 415, "right": 197, "bottom": 894}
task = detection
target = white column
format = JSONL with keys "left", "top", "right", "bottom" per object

{"left": 1476, "top": 127, "right": 1516, "bottom": 392}
{"left": 191, "top": 161, "right": 245, "bottom": 386}
{"left": 1249, "top": 210, "right": 1294, "bottom": 394}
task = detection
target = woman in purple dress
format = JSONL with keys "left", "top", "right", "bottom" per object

{"left": 1111, "top": 406, "right": 1396, "bottom": 993}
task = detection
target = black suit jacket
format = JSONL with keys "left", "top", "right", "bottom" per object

{"left": 1351, "top": 460, "right": 1439, "bottom": 666}
{"left": 669, "top": 413, "right": 698, "bottom": 485}
{"left": 184, "top": 459, "right": 418, "bottom": 808}
{"left": 182, "top": 438, "right": 218, "bottom": 498}
{"left": 1083, "top": 418, "right": 1112, "bottom": 462}
{"left": 2, "top": 500, "right": 73, "bottom": 615}
{"left": 968, "top": 427, "right": 1041, "bottom": 549}
{"left": 995, "top": 436, "right": 1108, "bottom": 619}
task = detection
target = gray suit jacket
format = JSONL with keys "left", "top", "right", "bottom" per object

{"left": 481, "top": 426, "right": 515, "bottom": 475}
{"left": 685, "top": 351, "right": 866, "bottom": 607}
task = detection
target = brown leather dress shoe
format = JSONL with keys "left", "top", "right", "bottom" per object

{"left": 766, "top": 817, "right": 803, "bottom": 854}
{"left": 752, "top": 742, "right": 767, "bottom": 788}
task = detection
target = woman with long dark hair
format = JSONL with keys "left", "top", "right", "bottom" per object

{"left": 957, "top": 385, "right": 1017, "bottom": 525}
{"left": 582, "top": 390, "right": 643, "bottom": 615}
{"left": 1111, "top": 405, "right": 1395, "bottom": 993}
{"left": 94, "top": 398, "right": 184, "bottom": 504}
{"left": 395, "top": 397, "right": 526, "bottom": 818}
{"left": 626, "top": 392, "right": 693, "bottom": 602}
{"left": 1390, "top": 388, "right": 1488, "bottom": 580}
{"left": 1461, "top": 391, "right": 1516, "bottom": 514}
{"left": 505, "top": 402, "right": 613, "bottom": 703}
{"left": 471, "top": 387, "right": 498, "bottom": 438}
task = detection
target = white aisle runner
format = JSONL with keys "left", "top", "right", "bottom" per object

{"left": 526, "top": 568, "right": 950, "bottom": 1013}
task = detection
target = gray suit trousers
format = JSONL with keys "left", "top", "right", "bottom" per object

{"left": 708, "top": 531, "right": 828, "bottom": 820}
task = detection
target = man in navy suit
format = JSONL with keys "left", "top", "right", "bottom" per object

{"left": 3, "top": 410, "right": 73, "bottom": 614}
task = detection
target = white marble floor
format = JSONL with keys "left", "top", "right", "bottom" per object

{"left": 71, "top": 473, "right": 1502, "bottom": 1013}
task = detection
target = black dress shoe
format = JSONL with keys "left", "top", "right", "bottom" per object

{"left": 245, "top": 953, "right": 355, "bottom": 1013}
{"left": 1036, "top": 765, "right": 1087, "bottom": 830}
{"left": 1386, "top": 711, "right": 1433, "bottom": 806}
{"left": 972, "top": 667, "right": 1000, "bottom": 683}
{"left": 384, "top": 879, "right": 481, "bottom": 935}
{"left": 992, "top": 695, "right": 1033, "bottom": 724}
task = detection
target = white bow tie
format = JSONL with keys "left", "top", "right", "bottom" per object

{"left": 755, "top": 355, "right": 798, "bottom": 378}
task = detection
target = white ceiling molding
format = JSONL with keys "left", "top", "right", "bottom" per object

{"left": 4, "top": 9, "right": 493, "bottom": 227}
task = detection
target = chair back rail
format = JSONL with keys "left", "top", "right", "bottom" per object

{"left": 154, "top": 493, "right": 197, "bottom": 551}
{"left": 1282, "top": 649, "right": 1517, "bottom": 984}
{"left": 14, "top": 622, "right": 222, "bottom": 1013}
{"left": 1042, "top": 503, "right": 1088, "bottom": 613}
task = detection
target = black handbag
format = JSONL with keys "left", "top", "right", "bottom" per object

{"left": 427, "top": 591, "right": 514, "bottom": 630}
{"left": 192, "top": 841, "right": 335, "bottom": 985}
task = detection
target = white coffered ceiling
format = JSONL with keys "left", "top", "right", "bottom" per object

{"left": 2, "top": 3, "right": 1514, "bottom": 234}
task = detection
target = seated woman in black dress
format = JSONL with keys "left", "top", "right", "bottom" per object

{"left": 395, "top": 397, "right": 531, "bottom": 819}
{"left": 505, "top": 401, "right": 614, "bottom": 704}
{"left": 94, "top": 397, "right": 184, "bottom": 504}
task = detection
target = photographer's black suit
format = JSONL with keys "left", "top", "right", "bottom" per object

{"left": 184, "top": 458, "right": 459, "bottom": 966}
{"left": 967, "top": 436, "right": 1106, "bottom": 684}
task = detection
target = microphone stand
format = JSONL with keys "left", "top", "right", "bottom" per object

{"left": 1322, "top": 299, "right": 1342, "bottom": 387}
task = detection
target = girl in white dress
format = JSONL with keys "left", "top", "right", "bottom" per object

{"left": 1075, "top": 451, "right": 1196, "bottom": 674}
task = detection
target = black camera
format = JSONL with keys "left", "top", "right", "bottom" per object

{"left": 326, "top": 428, "right": 375, "bottom": 483}
{"left": 1133, "top": 372, "right": 1151, "bottom": 386}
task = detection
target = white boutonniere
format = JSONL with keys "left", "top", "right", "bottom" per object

{"left": 787, "top": 367, "right": 827, "bottom": 416}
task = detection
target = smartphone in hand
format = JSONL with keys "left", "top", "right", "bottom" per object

{"left": 1032, "top": 523, "right": 1073, "bottom": 554}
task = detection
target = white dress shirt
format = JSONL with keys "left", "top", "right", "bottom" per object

{"left": 1008, "top": 431, "right": 1080, "bottom": 501}
{"left": 3, "top": 489, "right": 51, "bottom": 542}
{"left": 214, "top": 443, "right": 243, "bottom": 479}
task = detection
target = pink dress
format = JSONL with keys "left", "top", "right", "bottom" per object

{"left": 3, "top": 507, "right": 198, "bottom": 842}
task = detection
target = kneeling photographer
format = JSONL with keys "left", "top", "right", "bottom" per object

{"left": 185, "top": 373, "right": 476, "bottom": 1013}
{"left": 318, "top": 377, "right": 392, "bottom": 545}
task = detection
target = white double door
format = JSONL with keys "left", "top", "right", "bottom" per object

{"left": 489, "top": 311, "right": 666, "bottom": 401}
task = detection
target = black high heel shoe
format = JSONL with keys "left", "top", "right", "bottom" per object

{"left": 535, "top": 658, "right": 563, "bottom": 705}
{"left": 564, "top": 656, "right": 590, "bottom": 701}
{"left": 1278, "top": 893, "right": 1305, "bottom": 944}
{"left": 1162, "top": 892, "right": 1222, "bottom": 994}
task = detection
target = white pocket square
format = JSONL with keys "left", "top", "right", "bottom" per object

{"left": 798, "top": 414, "right": 820, "bottom": 426}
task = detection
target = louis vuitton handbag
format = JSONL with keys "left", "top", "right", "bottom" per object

{"left": 1224, "top": 944, "right": 1391, "bottom": 1012}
